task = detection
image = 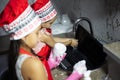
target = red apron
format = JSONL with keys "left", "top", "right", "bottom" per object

{"left": 37, "top": 28, "right": 53, "bottom": 80}
{"left": 19, "top": 47, "right": 53, "bottom": 80}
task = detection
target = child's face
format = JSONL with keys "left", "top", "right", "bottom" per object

{"left": 22, "top": 25, "right": 42, "bottom": 48}
{"left": 41, "top": 16, "right": 57, "bottom": 28}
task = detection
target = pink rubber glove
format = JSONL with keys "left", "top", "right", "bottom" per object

{"left": 83, "top": 70, "right": 92, "bottom": 80}
{"left": 47, "top": 43, "right": 67, "bottom": 69}
{"left": 66, "top": 60, "right": 87, "bottom": 80}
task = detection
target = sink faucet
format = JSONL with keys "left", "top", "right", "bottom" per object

{"left": 73, "top": 17, "right": 93, "bottom": 36}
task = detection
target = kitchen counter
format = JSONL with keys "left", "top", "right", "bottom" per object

{"left": 103, "top": 41, "right": 120, "bottom": 64}
{"left": 103, "top": 41, "right": 120, "bottom": 80}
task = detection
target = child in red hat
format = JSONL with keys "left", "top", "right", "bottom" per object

{"left": 0, "top": 0, "right": 89, "bottom": 79}
{"left": 31, "top": 0, "right": 90, "bottom": 80}
{"left": 31, "top": 1, "right": 77, "bottom": 80}
{"left": 0, "top": 0, "right": 60, "bottom": 80}
{"left": 31, "top": 0, "right": 78, "bottom": 69}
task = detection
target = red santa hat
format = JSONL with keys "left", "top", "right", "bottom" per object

{"left": 31, "top": 0, "right": 57, "bottom": 22}
{"left": 0, "top": 0, "right": 41, "bottom": 40}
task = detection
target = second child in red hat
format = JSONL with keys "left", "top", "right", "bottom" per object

{"left": 31, "top": 0, "right": 78, "bottom": 69}
{"left": 31, "top": 0, "right": 90, "bottom": 80}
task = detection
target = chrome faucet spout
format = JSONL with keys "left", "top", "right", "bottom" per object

{"left": 73, "top": 17, "right": 93, "bottom": 36}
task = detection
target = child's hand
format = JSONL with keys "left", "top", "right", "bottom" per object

{"left": 48, "top": 43, "right": 67, "bottom": 69}
{"left": 70, "top": 39, "right": 78, "bottom": 47}
{"left": 53, "top": 37, "right": 78, "bottom": 47}
{"left": 38, "top": 31, "right": 56, "bottom": 48}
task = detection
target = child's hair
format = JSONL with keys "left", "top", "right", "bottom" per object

{"left": 7, "top": 40, "right": 42, "bottom": 80}
{"left": 8, "top": 40, "right": 21, "bottom": 80}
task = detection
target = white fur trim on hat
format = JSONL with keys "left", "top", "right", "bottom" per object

{"left": 3, "top": 6, "right": 41, "bottom": 40}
